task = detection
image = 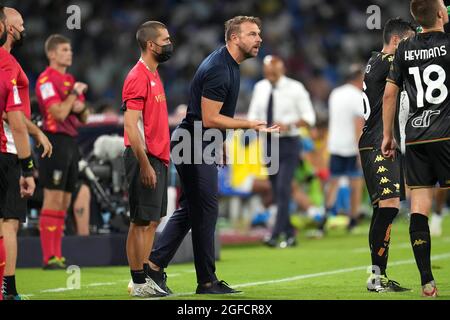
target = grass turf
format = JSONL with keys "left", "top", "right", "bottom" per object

{"left": 15, "top": 215, "right": 450, "bottom": 300}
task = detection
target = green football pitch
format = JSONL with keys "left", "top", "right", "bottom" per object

{"left": 16, "top": 216, "right": 450, "bottom": 300}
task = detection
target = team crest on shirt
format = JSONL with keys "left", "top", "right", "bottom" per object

{"left": 53, "top": 170, "right": 63, "bottom": 186}
{"left": 40, "top": 82, "right": 56, "bottom": 100}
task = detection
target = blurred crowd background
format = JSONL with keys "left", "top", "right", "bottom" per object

{"left": 7, "top": 0, "right": 410, "bottom": 115}
{"left": 4, "top": 0, "right": 448, "bottom": 239}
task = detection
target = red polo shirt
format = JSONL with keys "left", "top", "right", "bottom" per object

{"left": 35, "top": 66, "right": 85, "bottom": 137}
{"left": 0, "top": 70, "right": 23, "bottom": 153}
{"left": 122, "top": 60, "right": 170, "bottom": 165}
{"left": 0, "top": 47, "right": 31, "bottom": 154}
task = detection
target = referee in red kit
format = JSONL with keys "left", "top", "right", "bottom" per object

{"left": 122, "top": 21, "right": 173, "bottom": 298}
{"left": 36, "top": 34, "right": 89, "bottom": 270}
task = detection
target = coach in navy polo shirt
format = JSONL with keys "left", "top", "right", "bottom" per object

{"left": 147, "top": 16, "right": 278, "bottom": 295}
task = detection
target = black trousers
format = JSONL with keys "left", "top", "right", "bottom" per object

{"left": 269, "top": 136, "right": 300, "bottom": 239}
{"left": 150, "top": 128, "right": 220, "bottom": 284}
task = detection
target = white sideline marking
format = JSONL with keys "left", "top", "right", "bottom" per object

{"left": 143, "top": 252, "right": 450, "bottom": 299}
{"left": 28, "top": 253, "right": 450, "bottom": 298}
{"left": 30, "top": 271, "right": 194, "bottom": 295}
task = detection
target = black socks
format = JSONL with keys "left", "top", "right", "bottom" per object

{"left": 410, "top": 213, "right": 434, "bottom": 286}
{"left": 369, "top": 207, "right": 398, "bottom": 276}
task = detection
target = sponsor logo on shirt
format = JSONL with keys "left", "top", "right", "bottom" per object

{"left": 40, "top": 82, "right": 56, "bottom": 100}
{"left": 155, "top": 93, "right": 166, "bottom": 103}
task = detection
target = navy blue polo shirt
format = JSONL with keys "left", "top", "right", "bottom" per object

{"left": 181, "top": 46, "right": 240, "bottom": 129}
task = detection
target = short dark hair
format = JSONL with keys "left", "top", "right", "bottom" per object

{"left": 383, "top": 18, "right": 415, "bottom": 44}
{"left": 136, "top": 21, "right": 167, "bottom": 51}
{"left": 224, "top": 16, "right": 262, "bottom": 42}
{"left": 411, "top": 0, "right": 441, "bottom": 28}
{"left": 45, "top": 34, "right": 70, "bottom": 55}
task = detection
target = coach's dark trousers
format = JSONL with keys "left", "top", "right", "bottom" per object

{"left": 269, "top": 136, "right": 300, "bottom": 240}
{"left": 150, "top": 130, "right": 219, "bottom": 285}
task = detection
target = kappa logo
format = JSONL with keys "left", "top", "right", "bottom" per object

{"left": 374, "top": 155, "right": 385, "bottom": 163}
{"left": 413, "top": 239, "right": 427, "bottom": 247}
{"left": 150, "top": 81, "right": 156, "bottom": 87}
{"left": 377, "top": 166, "right": 388, "bottom": 173}
{"left": 394, "top": 183, "right": 400, "bottom": 190}
{"left": 380, "top": 177, "right": 391, "bottom": 184}
{"left": 381, "top": 188, "right": 393, "bottom": 196}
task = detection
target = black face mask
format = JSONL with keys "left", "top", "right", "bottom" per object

{"left": 12, "top": 26, "right": 26, "bottom": 48}
{"left": 0, "top": 22, "right": 7, "bottom": 47}
{"left": 151, "top": 42, "right": 173, "bottom": 63}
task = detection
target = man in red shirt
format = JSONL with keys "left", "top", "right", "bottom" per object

{"left": 122, "top": 21, "right": 172, "bottom": 297}
{"left": 36, "top": 34, "right": 89, "bottom": 270}
{"left": 0, "top": 7, "right": 51, "bottom": 300}
{"left": 0, "top": 9, "right": 36, "bottom": 301}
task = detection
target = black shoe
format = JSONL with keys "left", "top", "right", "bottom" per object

{"left": 196, "top": 280, "right": 241, "bottom": 294}
{"left": 263, "top": 237, "right": 278, "bottom": 248}
{"left": 146, "top": 267, "right": 172, "bottom": 295}
{"left": 367, "top": 274, "right": 411, "bottom": 292}
{"left": 279, "top": 236, "right": 297, "bottom": 248}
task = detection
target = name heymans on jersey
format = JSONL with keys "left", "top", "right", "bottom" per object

{"left": 405, "top": 46, "right": 447, "bottom": 61}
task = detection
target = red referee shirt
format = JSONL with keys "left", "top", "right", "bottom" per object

{"left": 122, "top": 60, "right": 170, "bottom": 165}
{"left": 0, "top": 47, "right": 31, "bottom": 154}
{"left": 35, "top": 66, "right": 85, "bottom": 137}
{"left": 0, "top": 69, "right": 24, "bottom": 153}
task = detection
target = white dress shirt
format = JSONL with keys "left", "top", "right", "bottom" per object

{"left": 327, "top": 83, "right": 364, "bottom": 156}
{"left": 247, "top": 76, "right": 316, "bottom": 137}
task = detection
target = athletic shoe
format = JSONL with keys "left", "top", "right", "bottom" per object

{"left": 422, "top": 281, "right": 438, "bottom": 297}
{"left": 127, "top": 279, "right": 133, "bottom": 294}
{"left": 263, "top": 237, "right": 277, "bottom": 248}
{"left": 279, "top": 236, "right": 297, "bottom": 248}
{"left": 196, "top": 280, "right": 241, "bottom": 294}
{"left": 430, "top": 213, "right": 443, "bottom": 237}
{"left": 129, "top": 279, "right": 167, "bottom": 298}
{"left": 43, "top": 256, "right": 65, "bottom": 270}
{"left": 2, "top": 294, "right": 22, "bottom": 300}
{"left": 367, "top": 274, "right": 410, "bottom": 292}
{"left": 57, "top": 257, "right": 67, "bottom": 268}
{"left": 146, "top": 267, "right": 172, "bottom": 295}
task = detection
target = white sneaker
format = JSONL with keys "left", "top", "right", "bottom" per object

{"left": 129, "top": 280, "right": 165, "bottom": 298}
{"left": 430, "top": 213, "right": 443, "bottom": 237}
{"left": 127, "top": 279, "right": 133, "bottom": 294}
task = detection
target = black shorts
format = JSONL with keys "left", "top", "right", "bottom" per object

{"left": 39, "top": 132, "right": 79, "bottom": 193}
{"left": 405, "top": 140, "right": 450, "bottom": 189}
{"left": 0, "top": 153, "right": 28, "bottom": 222}
{"left": 124, "top": 147, "right": 168, "bottom": 224}
{"left": 360, "top": 149, "right": 405, "bottom": 204}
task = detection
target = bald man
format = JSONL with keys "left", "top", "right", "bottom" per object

{"left": 0, "top": 7, "right": 51, "bottom": 300}
{"left": 248, "top": 55, "right": 316, "bottom": 248}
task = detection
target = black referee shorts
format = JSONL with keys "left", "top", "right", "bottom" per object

{"left": 0, "top": 153, "right": 28, "bottom": 222}
{"left": 360, "top": 148, "right": 405, "bottom": 204}
{"left": 123, "top": 147, "right": 168, "bottom": 225}
{"left": 39, "top": 132, "right": 79, "bottom": 193}
{"left": 405, "top": 140, "right": 450, "bottom": 189}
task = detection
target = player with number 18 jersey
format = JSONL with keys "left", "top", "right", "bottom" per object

{"left": 387, "top": 32, "right": 450, "bottom": 188}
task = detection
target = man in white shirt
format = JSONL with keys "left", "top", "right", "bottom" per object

{"left": 323, "top": 64, "right": 365, "bottom": 233}
{"left": 248, "top": 55, "right": 316, "bottom": 248}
